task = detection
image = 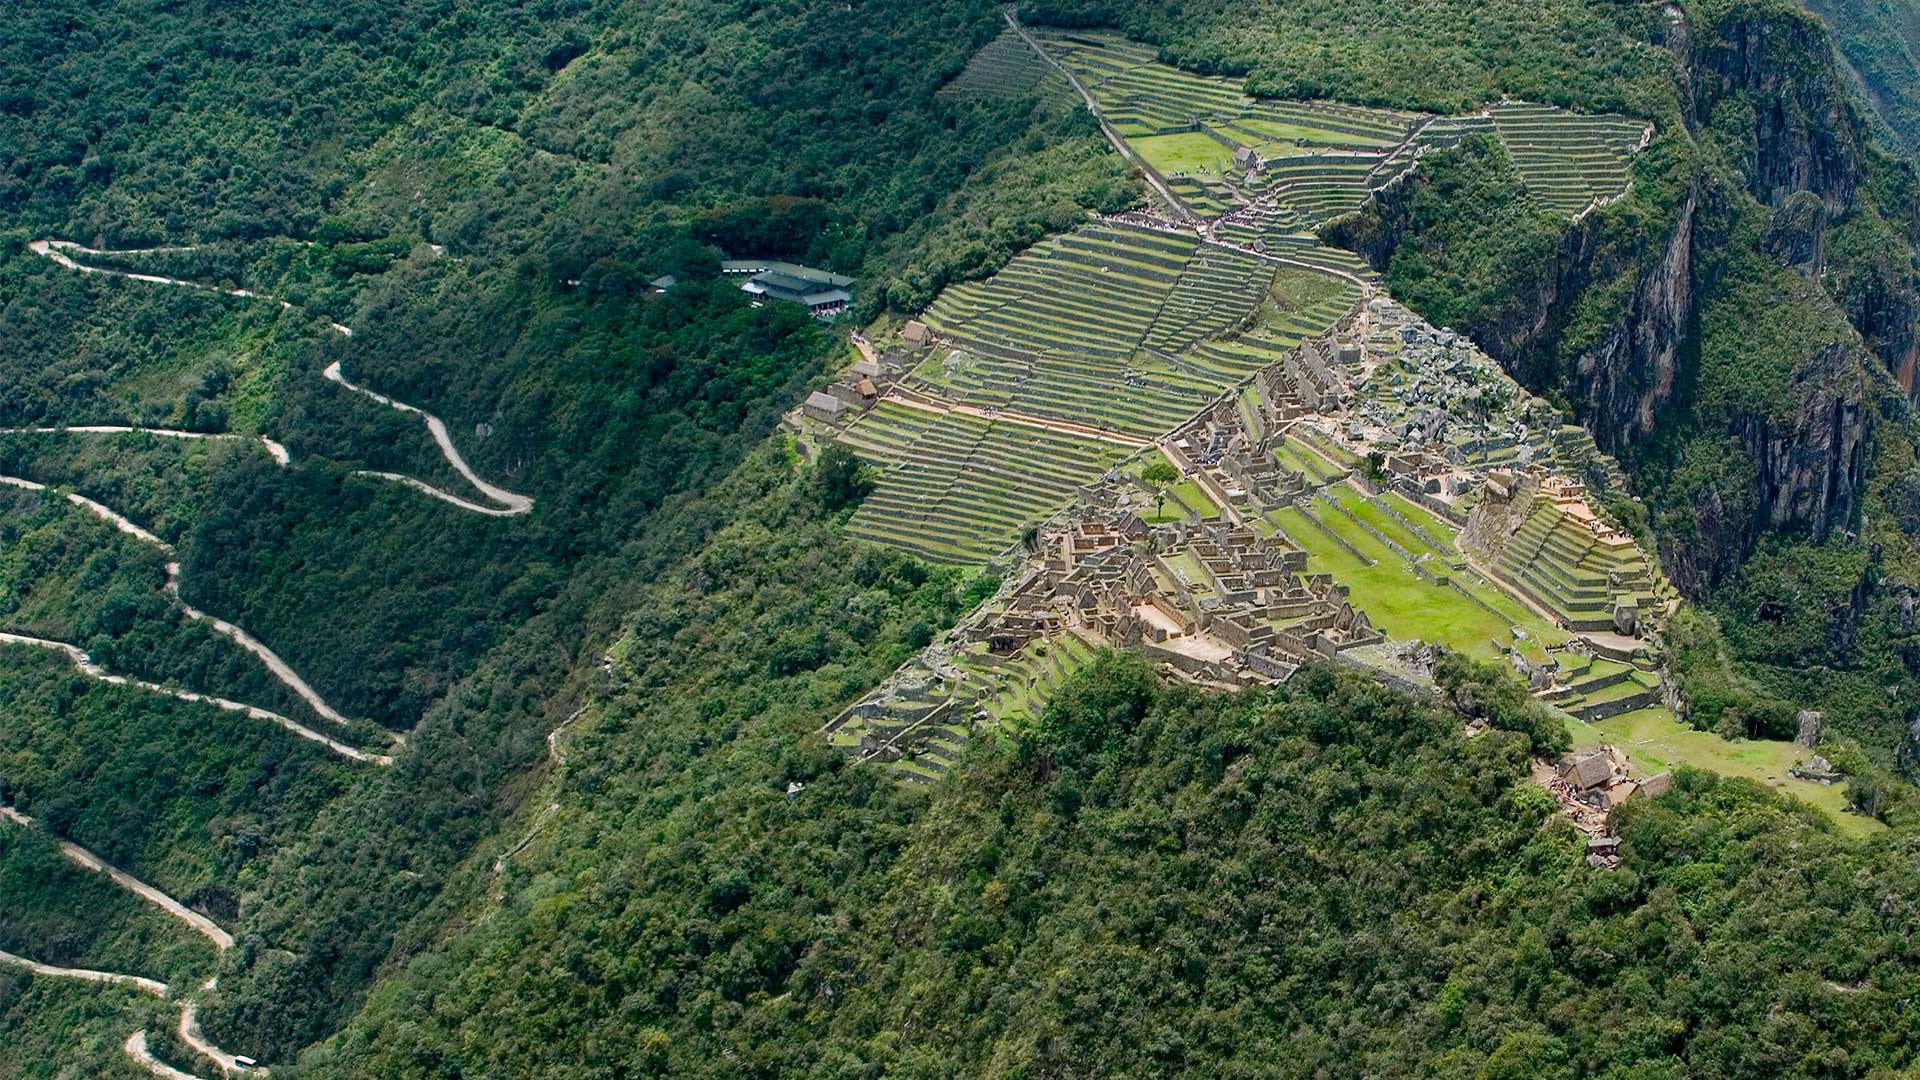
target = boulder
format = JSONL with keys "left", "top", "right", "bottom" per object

{"left": 1794, "top": 709, "right": 1825, "bottom": 748}
{"left": 1612, "top": 602, "right": 1639, "bottom": 637}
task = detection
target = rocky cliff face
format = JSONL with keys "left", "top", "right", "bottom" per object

{"left": 1739, "top": 341, "right": 1871, "bottom": 535}
{"left": 1324, "top": 167, "right": 1695, "bottom": 452}
{"left": 1692, "top": 2, "right": 1920, "bottom": 400}
{"left": 1572, "top": 187, "right": 1694, "bottom": 447}
{"left": 1832, "top": 235, "right": 1920, "bottom": 397}
{"left": 1690, "top": 4, "right": 1864, "bottom": 214}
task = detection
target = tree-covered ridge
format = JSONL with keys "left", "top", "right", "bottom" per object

{"left": 0, "top": 0, "right": 1143, "bottom": 1065}
{"left": 308, "top": 609, "right": 1920, "bottom": 1077}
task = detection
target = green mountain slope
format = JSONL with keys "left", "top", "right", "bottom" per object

{"left": 317, "top": 635, "right": 1920, "bottom": 1077}
{"left": 4, "top": 0, "right": 1920, "bottom": 1073}
{"left": 1798, "top": 0, "right": 1920, "bottom": 156}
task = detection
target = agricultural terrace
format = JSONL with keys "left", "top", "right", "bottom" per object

{"left": 1489, "top": 102, "right": 1647, "bottom": 215}
{"left": 825, "top": 628, "right": 1103, "bottom": 780}
{"left": 1186, "top": 267, "right": 1360, "bottom": 381}
{"left": 1018, "top": 27, "right": 1648, "bottom": 224}
{"left": 938, "top": 28, "right": 1072, "bottom": 105}
{"left": 833, "top": 400, "right": 1129, "bottom": 565}
{"left": 913, "top": 220, "right": 1355, "bottom": 437}
{"left": 1261, "top": 478, "right": 1672, "bottom": 734}
{"left": 1492, "top": 498, "right": 1656, "bottom": 633}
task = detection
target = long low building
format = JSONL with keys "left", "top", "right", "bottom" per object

{"left": 722, "top": 258, "right": 855, "bottom": 318}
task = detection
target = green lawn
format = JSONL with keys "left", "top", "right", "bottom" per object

{"left": 1131, "top": 453, "right": 1221, "bottom": 523}
{"left": 1377, "top": 492, "right": 1457, "bottom": 540}
{"left": 1162, "top": 479, "right": 1219, "bottom": 521}
{"left": 1133, "top": 131, "right": 1234, "bottom": 176}
{"left": 1273, "top": 502, "right": 1518, "bottom": 659}
{"left": 1330, "top": 488, "right": 1441, "bottom": 557}
{"left": 1568, "top": 707, "right": 1881, "bottom": 837}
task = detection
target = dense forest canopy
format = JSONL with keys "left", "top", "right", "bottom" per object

{"left": 0, "top": 0, "right": 1132, "bottom": 1064}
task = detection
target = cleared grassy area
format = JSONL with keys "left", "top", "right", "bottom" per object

{"left": 1329, "top": 487, "right": 1445, "bottom": 557}
{"left": 1134, "top": 131, "right": 1235, "bottom": 176}
{"left": 1127, "top": 447, "right": 1222, "bottom": 522}
{"left": 1377, "top": 492, "right": 1458, "bottom": 540}
{"left": 1567, "top": 707, "right": 1881, "bottom": 837}
{"left": 1233, "top": 117, "right": 1396, "bottom": 147}
{"left": 1271, "top": 498, "right": 1519, "bottom": 659}
{"left": 1135, "top": 470, "right": 1221, "bottom": 523}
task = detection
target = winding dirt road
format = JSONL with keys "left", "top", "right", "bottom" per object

{"left": 2, "top": 422, "right": 514, "bottom": 514}
{"left": 1004, "top": 13, "right": 1198, "bottom": 224}
{"left": 0, "top": 806, "right": 233, "bottom": 950}
{"left": 0, "top": 805, "right": 261, "bottom": 1076}
{"left": 28, "top": 240, "right": 533, "bottom": 517}
{"left": 0, "top": 632, "right": 390, "bottom": 765}
{"left": 0, "top": 426, "right": 290, "bottom": 465}
{"left": 126, "top": 1032, "right": 211, "bottom": 1080}
{"left": 0, "top": 473, "right": 398, "bottom": 759}
{"left": 180, "top": 992, "right": 263, "bottom": 1077}
{"left": 0, "top": 948, "right": 168, "bottom": 996}
{"left": 322, "top": 362, "right": 534, "bottom": 515}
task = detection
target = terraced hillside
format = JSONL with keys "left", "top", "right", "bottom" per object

{"left": 826, "top": 629, "right": 1104, "bottom": 781}
{"left": 939, "top": 27, "right": 1072, "bottom": 104}
{"left": 1262, "top": 485, "right": 1572, "bottom": 664}
{"left": 913, "top": 220, "right": 1353, "bottom": 436}
{"left": 920, "top": 222, "right": 1199, "bottom": 362}
{"left": 1018, "top": 27, "right": 1648, "bottom": 224}
{"left": 1186, "top": 271, "right": 1362, "bottom": 381}
{"left": 833, "top": 401, "right": 1129, "bottom": 564}
{"left": 1493, "top": 498, "right": 1656, "bottom": 632}
{"left": 1489, "top": 102, "right": 1647, "bottom": 214}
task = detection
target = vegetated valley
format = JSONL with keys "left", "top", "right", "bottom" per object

{"left": 4, "top": 0, "right": 1920, "bottom": 1077}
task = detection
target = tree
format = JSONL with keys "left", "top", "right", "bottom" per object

{"left": 812, "top": 443, "right": 872, "bottom": 510}
{"left": 1433, "top": 651, "right": 1570, "bottom": 754}
{"left": 1139, "top": 459, "right": 1178, "bottom": 522}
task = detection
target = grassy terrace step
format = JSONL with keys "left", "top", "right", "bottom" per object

{"left": 1273, "top": 436, "right": 1339, "bottom": 484}
{"left": 940, "top": 28, "right": 1070, "bottom": 102}
{"left": 1491, "top": 504, "right": 1652, "bottom": 627}
{"left": 1015, "top": 29, "right": 1649, "bottom": 226}
{"left": 1334, "top": 490, "right": 1454, "bottom": 558}
{"left": 1488, "top": 103, "right": 1645, "bottom": 214}
{"left": 1142, "top": 247, "right": 1272, "bottom": 352}
{"left": 836, "top": 407, "right": 1126, "bottom": 565}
